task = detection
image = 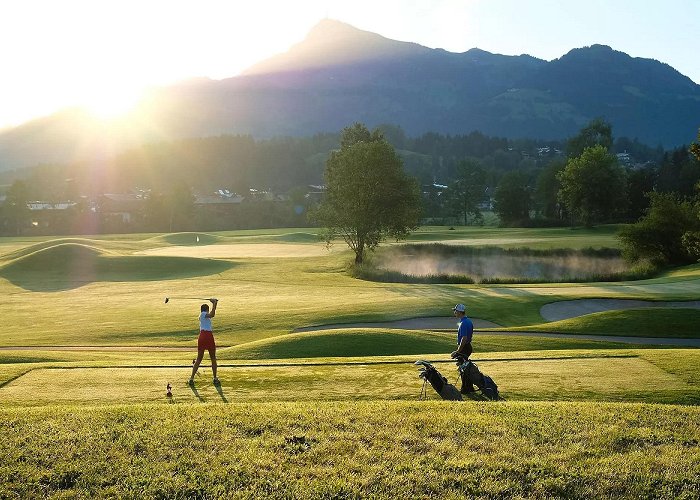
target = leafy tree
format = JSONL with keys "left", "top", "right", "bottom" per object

{"left": 626, "top": 165, "right": 657, "bottom": 220}
{"left": 312, "top": 123, "right": 421, "bottom": 264}
{"left": 494, "top": 171, "right": 531, "bottom": 225}
{"left": 690, "top": 128, "right": 700, "bottom": 162}
{"left": 339, "top": 122, "right": 384, "bottom": 149}
{"left": 557, "top": 145, "right": 627, "bottom": 227}
{"left": 656, "top": 147, "right": 700, "bottom": 197}
{"left": 566, "top": 118, "right": 613, "bottom": 158}
{"left": 535, "top": 159, "right": 567, "bottom": 220}
{"left": 682, "top": 128, "right": 700, "bottom": 255}
{"left": 2, "top": 180, "right": 30, "bottom": 235}
{"left": 444, "top": 160, "right": 486, "bottom": 225}
{"left": 618, "top": 192, "right": 700, "bottom": 265}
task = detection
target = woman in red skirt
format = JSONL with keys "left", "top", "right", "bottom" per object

{"left": 189, "top": 298, "right": 219, "bottom": 386}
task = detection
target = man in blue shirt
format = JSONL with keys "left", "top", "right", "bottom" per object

{"left": 451, "top": 303, "right": 474, "bottom": 360}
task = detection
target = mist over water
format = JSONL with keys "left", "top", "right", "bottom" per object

{"left": 375, "top": 247, "right": 629, "bottom": 282}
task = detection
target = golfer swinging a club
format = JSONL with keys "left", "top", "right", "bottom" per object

{"left": 189, "top": 298, "right": 219, "bottom": 386}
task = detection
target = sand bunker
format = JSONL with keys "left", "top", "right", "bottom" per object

{"left": 540, "top": 299, "right": 700, "bottom": 322}
{"left": 138, "top": 243, "right": 335, "bottom": 258}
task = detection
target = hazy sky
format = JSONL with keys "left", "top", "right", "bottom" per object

{"left": 1, "top": 0, "right": 698, "bottom": 129}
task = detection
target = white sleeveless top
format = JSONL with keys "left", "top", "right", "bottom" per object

{"left": 199, "top": 311, "right": 212, "bottom": 331}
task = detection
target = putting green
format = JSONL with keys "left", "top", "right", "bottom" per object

{"left": 138, "top": 243, "right": 340, "bottom": 258}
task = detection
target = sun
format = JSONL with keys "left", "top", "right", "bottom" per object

{"left": 79, "top": 83, "right": 145, "bottom": 120}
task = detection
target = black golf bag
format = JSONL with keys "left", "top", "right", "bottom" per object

{"left": 455, "top": 356, "right": 500, "bottom": 400}
{"left": 415, "top": 360, "right": 462, "bottom": 401}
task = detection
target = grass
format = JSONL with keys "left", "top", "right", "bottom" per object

{"left": 2, "top": 348, "right": 699, "bottom": 407}
{"left": 1, "top": 401, "right": 699, "bottom": 498}
{"left": 0, "top": 242, "right": 234, "bottom": 291}
{"left": 0, "top": 227, "right": 697, "bottom": 348}
{"left": 220, "top": 328, "right": 665, "bottom": 360}
{"left": 1, "top": 226, "right": 699, "bottom": 496}
{"left": 510, "top": 308, "right": 700, "bottom": 338}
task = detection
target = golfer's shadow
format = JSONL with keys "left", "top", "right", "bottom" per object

{"left": 215, "top": 383, "right": 228, "bottom": 403}
{"left": 188, "top": 383, "right": 205, "bottom": 402}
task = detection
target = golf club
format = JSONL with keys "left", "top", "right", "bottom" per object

{"left": 164, "top": 297, "right": 217, "bottom": 304}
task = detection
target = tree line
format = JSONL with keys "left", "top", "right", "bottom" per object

{"left": 0, "top": 121, "right": 696, "bottom": 239}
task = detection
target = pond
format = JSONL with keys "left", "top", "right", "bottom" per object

{"left": 370, "top": 245, "right": 633, "bottom": 283}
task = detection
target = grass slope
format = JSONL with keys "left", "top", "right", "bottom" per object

{"left": 1, "top": 401, "right": 698, "bottom": 498}
{"left": 513, "top": 308, "right": 700, "bottom": 338}
{"left": 222, "top": 329, "right": 456, "bottom": 359}
{"left": 0, "top": 242, "right": 234, "bottom": 291}
{"left": 220, "top": 328, "right": 655, "bottom": 360}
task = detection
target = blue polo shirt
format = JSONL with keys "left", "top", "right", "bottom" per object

{"left": 457, "top": 316, "right": 474, "bottom": 345}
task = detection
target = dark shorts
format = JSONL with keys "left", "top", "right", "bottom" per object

{"left": 198, "top": 330, "right": 216, "bottom": 352}
{"left": 462, "top": 342, "right": 473, "bottom": 359}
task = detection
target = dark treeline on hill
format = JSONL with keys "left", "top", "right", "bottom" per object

{"left": 0, "top": 122, "right": 696, "bottom": 236}
{"left": 0, "top": 125, "right": 664, "bottom": 195}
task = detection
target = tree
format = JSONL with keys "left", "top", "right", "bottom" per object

{"left": 618, "top": 192, "right": 700, "bottom": 265}
{"left": 626, "top": 165, "right": 657, "bottom": 220}
{"left": 656, "top": 147, "right": 700, "bottom": 197}
{"left": 690, "top": 128, "right": 700, "bottom": 162}
{"left": 535, "top": 159, "right": 567, "bottom": 220}
{"left": 2, "top": 180, "right": 31, "bottom": 235}
{"left": 312, "top": 123, "right": 421, "bottom": 264}
{"left": 566, "top": 118, "right": 613, "bottom": 158}
{"left": 444, "top": 160, "right": 486, "bottom": 225}
{"left": 557, "top": 145, "right": 627, "bottom": 227}
{"left": 339, "top": 122, "right": 384, "bottom": 149}
{"left": 494, "top": 171, "right": 531, "bottom": 225}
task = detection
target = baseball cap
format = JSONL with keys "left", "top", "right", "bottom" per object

{"left": 453, "top": 303, "right": 466, "bottom": 312}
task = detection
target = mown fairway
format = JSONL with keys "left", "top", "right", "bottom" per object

{"left": 1, "top": 226, "right": 699, "bottom": 498}
{"left": 1, "top": 226, "right": 699, "bottom": 347}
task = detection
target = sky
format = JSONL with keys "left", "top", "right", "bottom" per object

{"left": 1, "top": 0, "right": 698, "bottom": 130}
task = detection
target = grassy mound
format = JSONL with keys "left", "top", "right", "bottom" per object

{"left": 1, "top": 401, "right": 698, "bottom": 498}
{"left": 0, "top": 243, "right": 234, "bottom": 291}
{"left": 220, "top": 329, "right": 455, "bottom": 359}
{"left": 0, "top": 237, "right": 115, "bottom": 261}
{"left": 512, "top": 308, "right": 700, "bottom": 338}
{"left": 269, "top": 232, "right": 323, "bottom": 243}
{"left": 151, "top": 232, "right": 223, "bottom": 246}
{"left": 220, "top": 329, "right": 651, "bottom": 361}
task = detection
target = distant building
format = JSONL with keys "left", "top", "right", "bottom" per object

{"left": 27, "top": 201, "right": 77, "bottom": 211}
{"left": 304, "top": 185, "right": 326, "bottom": 204}
{"left": 194, "top": 191, "right": 244, "bottom": 217}
{"left": 616, "top": 151, "right": 632, "bottom": 165}
{"left": 97, "top": 193, "right": 146, "bottom": 224}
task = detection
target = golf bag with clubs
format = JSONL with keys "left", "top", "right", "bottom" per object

{"left": 453, "top": 354, "right": 500, "bottom": 400}
{"left": 415, "top": 360, "right": 463, "bottom": 401}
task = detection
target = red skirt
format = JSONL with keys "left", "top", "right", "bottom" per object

{"left": 198, "top": 330, "right": 216, "bottom": 351}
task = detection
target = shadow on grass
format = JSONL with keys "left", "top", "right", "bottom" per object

{"left": 189, "top": 382, "right": 205, "bottom": 402}
{"left": 0, "top": 243, "right": 235, "bottom": 291}
{"left": 216, "top": 383, "right": 228, "bottom": 403}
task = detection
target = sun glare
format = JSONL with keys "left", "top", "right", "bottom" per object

{"left": 79, "top": 84, "right": 145, "bottom": 120}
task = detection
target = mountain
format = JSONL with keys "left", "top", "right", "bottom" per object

{"left": 1, "top": 19, "right": 699, "bottom": 171}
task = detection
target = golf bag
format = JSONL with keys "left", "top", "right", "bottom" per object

{"left": 456, "top": 357, "right": 500, "bottom": 400}
{"left": 415, "top": 360, "right": 462, "bottom": 401}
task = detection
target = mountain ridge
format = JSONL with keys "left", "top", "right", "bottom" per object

{"left": 1, "top": 19, "right": 698, "bottom": 170}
